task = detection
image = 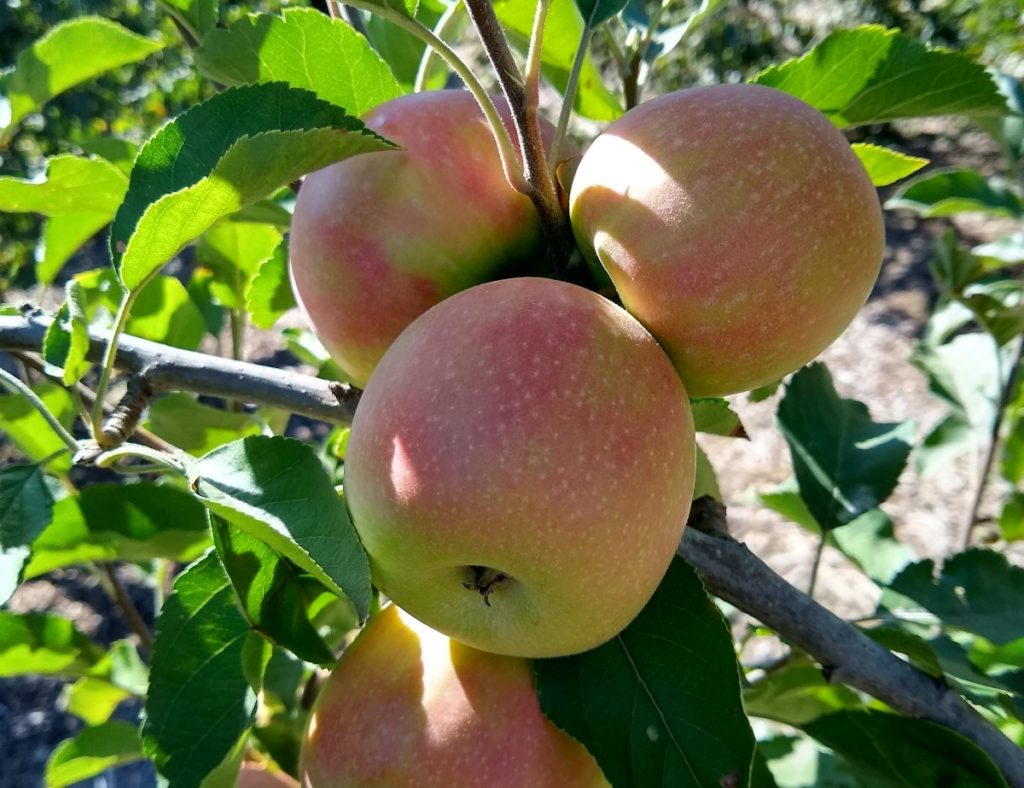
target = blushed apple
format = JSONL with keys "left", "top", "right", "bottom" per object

{"left": 290, "top": 90, "right": 562, "bottom": 388}
{"left": 569, "top": 83, "right": 885, "bottom": 397}
{"left": 301, "top": 604, "right": 607, "bottom": 787}
{"left": 344, "top": 277, "right": 695, "bottom": 658}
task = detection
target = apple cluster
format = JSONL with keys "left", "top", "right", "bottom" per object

{"left": 291, "top": 84, "right": 884, "bottom": 785}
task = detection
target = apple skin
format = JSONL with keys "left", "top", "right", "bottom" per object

{"left": 239, "top": 763, "right": 299, "bottom": 788}
{"left": 291, "top": 89, "right": 560, "bottom": 389}
{"left": 569, "top": 83, "right": 885, "bottom": 397}
{"left": 345, "top": 277, "right": 695, "bottom": 658}
{"left": 301, "top": 604, "right": 608, "bottom": 788}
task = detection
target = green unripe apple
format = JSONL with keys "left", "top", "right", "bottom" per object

{"left": 569, "top": 83, "right": 885, "bottom": 397}
{"left": 345, "top": 277, "right": 695, "bottom": 658}
{"left": 290, "top": 89, "right": 561, "bottom": 388}
{"left": 301, "top": 604, "right": 608, "bottom": 787}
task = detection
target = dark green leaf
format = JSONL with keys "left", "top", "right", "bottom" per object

{"left": 0, "top": 611, "right": 104, "bottom": 677}
{"left": 536, "top": 557, "right": 754, "bottom": 787}
{"left": 744, "top": 662, "right": 863, "bottom": 726}
{"left": 803, "top": 710, "right": 1008, "bottom": 787}
{"left": 575, "top": 0, "right": 627, "bottom": 27}
{"left": 862, "top": 625, "right": 943, "bottom": 677}
{"left": 143, "top": 394, "right": 262, "bottom": 457}
{"left": 852, "top": 143, "right": 928, "bottom": 187}
{"left": 0, "top": 464, "right": 54, "bottom": 604}
{"left": 79, "top": 136, "right": 139, "bottom": 176}
{"left": 2, "top": 18, "right": 163, "bottom": 138}
{"left": 141, "top": 552, "right": 256, "bottom": 787}
{"left": 690, "top": 398, "right": 747, "bottom": 438}
{"left": 212, "top": 517, "right": 336, "bottom": 666}
{"left": 889, "top": 550, "right": 1024, "bottom": 644}
{"left": 159, "top": 0, "right": 219, "bottom": 39}
{"left": 195, "top": 9, "right": 403, "bottom": 114}
{"left": 887, "top": 168, "right": 1023, "bottom": 219}
{"left": 110, "top": 83, "right": 393, "bottom": 289}
{"left": 246, "top": 241, "right": 295, "bottom": 330}
{"left": 753, "top": 25, "right": 1007, "bottom": 127}
{"left": 46, "top": 721, "right": 144, "bottom": 788}
{"left": 191, "top": 436, "right": 371, "bottom": 619}
{"left": 777, "top": 363, "right": 914, "bottom": 531}
{"left": 24, "top": 482, "right": 211, "bottom": 580}
{"left": 748, "top": 379, "right": 782, "bottom": 402}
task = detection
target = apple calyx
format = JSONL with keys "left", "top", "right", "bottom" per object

{"left": 462, "top": 565, "right": 511, "bottom": 606}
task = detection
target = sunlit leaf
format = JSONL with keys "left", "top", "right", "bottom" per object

{"left": 852, "top": 143, "right": 928, "bottom": 187}
{"left": 46, "top": 721, "right": 144, "bottom": 788}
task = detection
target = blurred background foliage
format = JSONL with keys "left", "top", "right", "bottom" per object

{"left": 1, "top": 0, "right": 1022, "bottom": 293}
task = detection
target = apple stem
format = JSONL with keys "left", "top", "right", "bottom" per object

{"left": 463, "top": 0, "right": 578, "bottom": 277}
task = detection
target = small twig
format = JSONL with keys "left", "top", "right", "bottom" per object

{"left": 963, "top": 336, "right": 1023, "bottom": 550}
{"left": 807, "top": 530, "right": 827, "bottom": 599}
{"left": 99, "top": 563, "right": 154, "bottom": 653}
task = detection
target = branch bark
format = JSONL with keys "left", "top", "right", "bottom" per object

{"left": 1, "top": 314, "right": 1021, "bottom": 784}
{"left": 0, "top": 313, "right": 361, "bottom": 424}
{"left": 682, "top": 498, "right": 1024, "bottom": 787}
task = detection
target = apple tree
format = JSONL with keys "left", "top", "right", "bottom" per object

{"left": 1, "top": 1, "right": 1023, "bottom": 786}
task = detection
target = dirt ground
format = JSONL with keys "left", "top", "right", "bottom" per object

{"left": 1, "top": 117, "right": 1019, "bottom": 786}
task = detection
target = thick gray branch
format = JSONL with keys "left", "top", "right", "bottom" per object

{"left": 0, "top": 313, "right": 361, "bottom": 424}
{"left": 1, "top": 313, "right": 1020, "bottom": 784}
{"left": 682, "top": 499, "right": 1024, "bottom": 788}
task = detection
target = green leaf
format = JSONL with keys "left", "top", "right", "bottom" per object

{"left": 0, "top": 155, "right": 128, "bottom": 283}
{"left": 851, "top": 143, "right": 928, "bottom": 187}
{"left": 1, "top": 17, "right": 163, "bottom": 138}
{"left": 974, "top": 232, "right": 1024, "bottom": 267}
{"left": 759, "top": 480, "right": 913, "bottom": 584}
{"left": 692, "top": 444, "right": 721, "bottom": 501}
{"left": 66, "top": 639, "right": 149, "bottom": 725}
{"left": 110, "top": 82, "right": 393, "bottom": 290}
{"left": 159, "top": 0, "right": 219, "bottom": 40}
{"left": 191, "top": 436, "right": 371, "bottom": 619}
{"left": 575, "top": 0, "right": 628, "bottom": 27}
{"left": 0, "top": 381, "right": 75, "bottom": 473}
{"left": 42, "top": 279, "right": 92, "bottom": 385}
{"left": 886, "top": 168, "right": 1023, "bottom": 219}
{"left": 1000, "top": 491, "right": 1024, "bottom": 542}
{"left": 975, "top": 71, "right": 1024, "bottom": 166}
{"left": 802, "top": 710, "right": 1008, "bottom": 787}
{"left": 363, "top": 3, "right": 453, "bottom": 92}
{"left": 691, "top": 398, "right": 747, "bottom": 438}
{"left": 0, "top": 611, "right": 104, "bottom": 677}
{"left": 212, "top": 518, "right": 336, "bottom": 665}
{"left": 197, "top": 221, "right": 283, "bottom": 310}
{"left": 195, "top": 9, "right": 404, "bottom": 115}
{"left": 143, "top": 394, "right": 262, "bottom": 457}
{"left": 45, "top": 721, "right": 144, "bottom": 788}
{"left": 536, "top": 557, "right": 754, "bottom": 787}
{"left": 752, "top": 25, "right": 1007, "bottom": 128}
{"left": 889, "top": 550, "right": 1024, "bottom": 645}
{"left": 493, "top": 0, "right": 623, "bottom": 120}
{"left": 777, "top": 363, "right": 914, "bottom": 531}
{"left": 24, "top": 482, "right": 212, "bottom": 580}
{"left": 141, "top": 552, "right": 257, "bottom": 786}
{"left": 759, "top": 735, "right": 857, "bottom": 788}
{"left": 79, "top": 136, "right": 139, "bottom": 176}
{"left": 862, "top": 626, "right": 943, "bottom": 677}
{"left": 246, "top": 241, "right": 295, "bottom": 330}
{"left": 66, "top": 677, "right": 132, "bottom": 726}
{"left": 0, "top": 463, "right": 54, "bottom": 604}
{"left": 916, "top": 411, "right": 975, "bottom": 476}
{"left": 744, "top": 662, "right": 863, "bottom": 726}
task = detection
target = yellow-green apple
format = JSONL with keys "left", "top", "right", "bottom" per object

{"left": 290, "top": 89, "right": 562, "bottom": 388}
{"left": 569, "top": 83, "right": 885, "bottom": 397}
{"left": 345, "top": 277, "right": 695, "bottom": 658}
{"left": 301, "top": 604, "right": 608, "bottom": 787}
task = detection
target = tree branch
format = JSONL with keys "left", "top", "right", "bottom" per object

{"left": 682, "top": 498, "right": 1024, "bottom": 787}
{"left": 0, "top": 313, "right": 361, "bottom": 424}
{"left": 463, "top": 0, "right": 577, "bottom": 273}
{"left": 1, "top": 314, "right": 1020, "bottom": 783}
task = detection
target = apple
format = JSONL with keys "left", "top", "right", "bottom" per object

{"left": 301, "top": 604, "right": 608, "bottom": 787}
{"left": 569, "top": 83, "right": 885, "bottom": 397}
{"left": 344, "top": 277, "right": 695, "bottom": 658}
{"left": 290, "top": 89, "right": 562, "bottom": 389}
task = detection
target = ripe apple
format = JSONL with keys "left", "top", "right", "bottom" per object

{"left": 301, "top": 604, "right": 608, "bottom": 787}
{"left": 569, "top": 83, "right": 885, "bottom": 397}
{"left": 238, "top": 763, "right": 299, "bottom": 788}
{"left": 290, "top": 89, "right": 561, "bottom": 388}
{"left": 345, "top": 277, "right": 695, "bottom": 658}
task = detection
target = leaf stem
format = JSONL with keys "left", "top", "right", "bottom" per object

{"left": 340, "top": 0, "right": 529, "bottom": 196}
{"left": 0, "top": 366, "right": 79, "bottom": 452}
{"left": 91, "top": 287, "right": 139, "bottom": 445}
{"left": 549, "top": 28, "right": 590, "bottom": 176}
{"left": 95, "top": 444, "right": 190, "bottom": 477}
{"left": 414, "top": 0, "right": 465, "bottom": 93}
{"left": 807, "top": 530, "right": 827, "bottom": 600}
